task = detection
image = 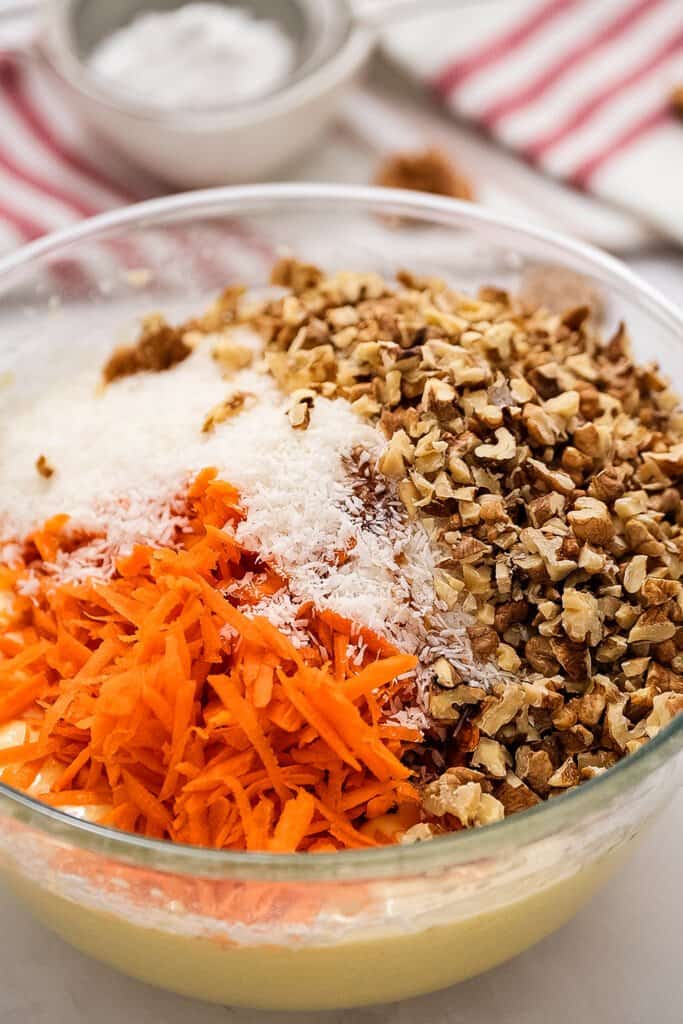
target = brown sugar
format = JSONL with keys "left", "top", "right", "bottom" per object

{"left": 103, "top": 313, "right": 191, "bottom": 384}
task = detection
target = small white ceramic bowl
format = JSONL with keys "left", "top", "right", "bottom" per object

{"left": 38, "top": 0, "right": 375, "bottom": 187}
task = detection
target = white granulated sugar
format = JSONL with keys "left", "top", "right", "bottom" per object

{"left": 0, "top": 341, "right": 431, "bottom": 644}
{"left": 89, "top": 3, "right": 294, "bottom": 110}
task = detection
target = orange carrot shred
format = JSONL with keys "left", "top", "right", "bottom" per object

{"left": 269, "top": 790, "right": 315, "bottom": 853}
{"left": 0, "top": 470, "right": 421, "bottom": 852}
{"left": 54, "top": 744, "right": 92, "bottom": 791}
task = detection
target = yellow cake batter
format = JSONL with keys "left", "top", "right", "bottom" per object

{"left": 3, "top": 845, "right": 626, "bottom": 1011}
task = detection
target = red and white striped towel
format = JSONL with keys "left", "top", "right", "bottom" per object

{"left": 0, "top": 0, "right": 681, "bottom": 257}
{"left": 0, "top": 38, "right": 653, "bottom": 260}
{"left": 0, "top": 47, "right": 157, "bottom": 253}
{"left": 0, "top": 37, "right": 273, "bottom": 292}
{"left": 383, "top": 0, "right": 683, "bottom": 245}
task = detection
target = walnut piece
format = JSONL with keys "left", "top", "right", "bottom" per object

{"left": 495, "top": 774, "right": 541, "bottom": 814}
{"left": 548, "top": 756, "right": 580, "bottom": 788}
{"left": 211, "top": 335, "right": 254, "bottom": 376}
{"left": 400, "top": 823, "right": 438, "bottom": 844}
{"left": 672, "top": 85, "right": 683, "bottom": 119}
{"left": 471, "top": 737, "right": 511, "bottom": 778}
{"left": 35, "top": 454, "right": 54, "bottom": 479}
{"left": 202, "top": 391, "right": 255, "bottom": 433}
{"left": 567, "top": 497, "right": 614, "bottom": 546}
{"left": 422, "top": 773, "right": 504, "bottom": 827}
{"left": 232, "top": 258, "right": 683, "bottom": 826}
{"left": 375, "top": 147, "right": 474, "bottom": 202}
{"left": 561, "top": 588, "right": 603, "bottom": 646}
{"left": 286, "top": 389, "right": 316, "bottom": 430}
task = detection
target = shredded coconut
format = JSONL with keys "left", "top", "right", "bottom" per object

{"left": 2, "top": 331, "right": 507, "bottom": 705}
{"left": 237, "top": 589, "right": 313, "bottom": 650}
{"left": 418, "top": 609, "right": 516, "bottom": 699}
{"left": 1, "top": 342, "right": 429, "bottom": 647}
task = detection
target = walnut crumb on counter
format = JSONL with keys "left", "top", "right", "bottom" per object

{"left": 35, "top": 454, "right": 54, "bottom": 479}
{"left": 375, "top": 147, "right": 474, "bottom": 201}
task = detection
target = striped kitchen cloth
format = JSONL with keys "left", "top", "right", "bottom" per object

{"left": 0, "top": 47, "right": 156, "bottom": 254}
{"left": 0, "top": 39, "right": 654, "bottom": 260}
{"left": 0, "top": 0, "right": 681, "bottom": 256}
{"left": 383, "top": 0, "right": 683, "bottom": 245}
{"left": 0, "top": 42, "right": 273, "bottom": 291}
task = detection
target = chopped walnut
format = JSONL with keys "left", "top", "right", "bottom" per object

{"left": 561, "top": 588, "right": 603, "bottom": 646}
{"left": 186, "top": 285, "right": 245, "bottom": 333}
{"left": 548, "top": 756, "right": 580, "bottom": 788}
{"left": 475, "top": 684, "right": 524, "bottom": 736}
{"left": 400, "top": 823, "right": 438, "bottom": 844}
{"left": 628, "top": 608, "right": 676, "bottom": 644}
{"left": 672, "top": 85, "right": 683, "bottom": 119}
{"left": 201, "top": 391, "right": 255, "bottom": 433}
{"left": 640, "top": 691, "right": 683, "bottom": 737}
{"left": 515, "top": 745, "right": 554, "bottom": 795}
{"left": 375, "top": 147, "right": 474, "bottom": 202}
{"left": 647, "top": 662, "right": 683, "bottom": 694}
{"left": 35, "top": 454, "right": 54, "bottom": 479}
{"left": 623, "top": 554, "right": 648, "bottom": 594}
{"left": 604, "top": 697, "right": 631, "bottom": 751}
{"left": 232, "top": 258, "right": 683, "bottom": 823}
{"left": 211, "top": 335, "right": 254, "bottom": 376}
{"left": 286, "top": 389, "right": 316, "bottom": 430}
{"left": 422, "top": 773, "right": 504, "bottom": 827}
{"left": 431, "top": 657, "right": 459, "bottom": 688}
{"left": 640, "top": 578, "right": 681, "bottom": 606}
{"left": 495, "top": 773, "right": 541, "bottom": 814}
{"left": 471, "top": 737, "right": 511, "bottom": 778}
{"left": 378, "top": 430, "right": 414, "bottom": 478}
{"left": 567, "top": 497, "right": 614, "bottom": 546}
{"left": 270, "top": 258, "right": 322, "bottom": 293}
{"left": 429, "top": 689, "right": 460, "bottom": 722}
{"left": 475, "top": 428, "right": 516, "bottom": 462}
{"left": 466, "top": 623, "right": 499, "bottom": 658}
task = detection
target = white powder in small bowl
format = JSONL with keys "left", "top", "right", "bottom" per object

{"left": 88, "top": 3, "right": 295, "bottom": 110}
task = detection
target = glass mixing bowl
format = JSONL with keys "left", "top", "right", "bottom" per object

{"left": 0, "top": 184, "right": 681, "bottom": 1011}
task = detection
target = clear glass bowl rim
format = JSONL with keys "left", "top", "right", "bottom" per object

{"left": 0, "top": 182, "right": 681, "bottom": 881}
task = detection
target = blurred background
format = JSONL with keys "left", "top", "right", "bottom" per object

{"left": 0, "top": 0, "right": 680, "bottom": 289}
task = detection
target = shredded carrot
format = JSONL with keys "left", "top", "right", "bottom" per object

{"left": 53, "top": 743, "right": 91, "bottom": 791}
{"left": 0, "top": 740, "right": 55, "bottom": 767}
{"left": 42, "top": 789, "right": 111, "bottom": 808}
{"left": 269, "top": 789, "right": 315, "bottom": 852}
{"left": 0, "top": 471, "right": 420, "bottom": 852}
{"left": 0, "top": 674, "right": 49, "bottom": 725}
